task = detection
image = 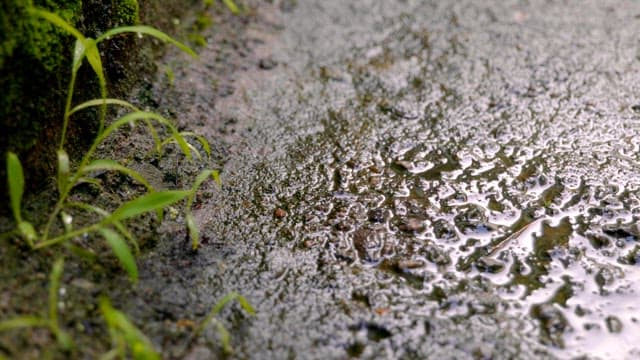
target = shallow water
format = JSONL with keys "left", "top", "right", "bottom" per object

{"left": 143, "top": 1, "right": 640, "bottom": 358}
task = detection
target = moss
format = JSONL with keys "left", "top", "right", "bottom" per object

{"left": 0, "top": 1, "right": 82, "bottom": 187}
{"left": 0, "top": 0, "right": 81, "bottom": 70}
{"left": 187, "top": 11, "right": 214, "bottom": 49}
{"left": 0, "top": 0, "right": 145, "bottom": 195}
{"left": 113, "top": 0, "right": 140, "bottom": 26}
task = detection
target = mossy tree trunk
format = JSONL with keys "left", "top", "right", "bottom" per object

{"left": 0, "top": 0, "right": 198, "bottom": 201}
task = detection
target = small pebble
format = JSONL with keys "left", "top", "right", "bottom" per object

{"left": 259, "top": 57, "right": 277, "bottom": 70}
{"left": 398, "top": 218, "right": 424, "bottom": 232}
{"left": 374, "top": 307, "right": 390, "bottom": 316}
{"left": 394, "top": 160, "right": 413, "bottom": 171}
{"left": 367, "top": 208, "right": 386, "bottom": 223}
{"left": 606, "top": 316, "right": 623, "bottom": 333}
{"left": 274, "top": 208, "right": 287, "bottom": 218}
{"left": 476, "top": 257, "right": 505, "bottom": 274}
{"left": 398, "top": 259, "right": 424, "bottom": 270}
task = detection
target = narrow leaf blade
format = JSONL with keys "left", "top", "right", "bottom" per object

{"left": 57, "top": 149, "right": 70, "bottom": 194}
{"left": 108, "top": 190, "right": 190, "bottom": 221}
{"left": 216, "top": 320, "right": 232, "bottom": 354}
{"left": 99, "top": 297, "right": 160, "bottom": 360}
{"left": 96, "top": 111, "right": 174, "bottom": 146}
{"left": 82, "top": 159, "right": 154, "bottom": 191}
{"left": 6, "top": 152, "right": 24, "bottom": 222}
{"left": 48, "top": 258, "right": 64, "bottom": 329}
{"left": 97, "top": 26, "right": 197, "bottom": 58}
{"left": 192, "top": 170, "right": 214, "bottom": 193}
{"left": 67, "top": 202, "right": 139, "bottom": 253}
{"left": 0, "top": 316, "right": 49, "bottom": 331}
{"left": 17, "top": 221, "right": 37, "bottom": 247}
{"left": 99, "top": 228, "right": 138, "bottom": 283}
{"left": 186, "top": 213, "right": 199, "bottom": 250}
{"left": 236, "top": 295, "right": 256, "bottom": 315}
{"left": 222, "top": 0, "right": 241, "bottom": 14}
{"left": 69, "top": 98, "right": 139, "bottom": 117}
{"left": 72, "top": 39, "right": 86, "bottom": 72}
{"left": 84, "top": 40, "right": 105, "bottom": 86}
{"left": 212, "top": 170, "right": 221, "bottom": 186}
{"left": 28, "top": 8, "right": 86, "bottom": 41}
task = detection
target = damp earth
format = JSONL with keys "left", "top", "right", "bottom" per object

{"left": 135, "top": 1, "right": 640, "bottom": 358}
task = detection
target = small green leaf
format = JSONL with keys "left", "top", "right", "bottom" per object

{"left": 95, "top": 111, "right": 177, "bottom": 148}
{"left": 84, "top": 39, "right": 105, "bottom": 89}
{"left": 18, "top": 221, "right": 37, "bottom": 247}
{"left": 99, "top": 228, "right": 138, "bottom": 283}
{"left": 99, "top": 297, "right": 160, "bottom": 360}
{"left": 97, "top": 26, "right": 197, "bottom": 58}
{"left": 222, "top": 0, "right": 241, "bottom": 14}
{"left": 6, "top": 152, "right": 24, "bottom": 223}
{"left": 186, "top": 213, "right": 199, "bottom": 250}
{"left": 193, "top": 291, "right": 254, "bottom": 345}
{"left": 29, "top": 8, "right": 86, "bottom": 41}
{"left": 236, "top": 295, "right": 256, "bottom": 315}
{"left": 175, "top": 132, "right": 211, "bottom": 157}
{"left": 192, "top": 170, "right": 215, "bottom": 193}
{"left": 55, "top": 330, "right": 73, "bottom": 351}
{"left": 187, "top": 169, "right": 217, "bottom": 209}
{"left": 47, "top": 259, "right": 74, "bottom": 351}
{"left": 69, "top": 98, "right": 139, "bottom": 117}
{"left": 60, "top": 212, "right": 73, "bottom": 233}
{"left": 213, "top": 293, "right": 253, "bottom": 317}
{"left": 193, "top": 134, "right": 211, "bottom": 157}
{"left": 82, "top": 38, "right": 107, "bottom": 132}
{"left": 215, "top": 320, "right": 232, "bottom": 354}
{"left": 64, "top": 243, "right": 98, "bottom": 262}
{"left": 48, "top": 258, "right": 64, "bottom": 325}
{"left": 160, "top": 132, "right": 192, "bottom": 160}
{"left": 72, "top": 39, "right": 85, "bottom": 72}
{"left": 111, "top": 221, "right": 138, "bottom": 255}
{"left": 82, "top": 159, "right": 154, "bottom": 191}
{"left": 74, "top": 176, "right": 103, "bottom": 189}
{"left": 212, "top": 170, "right": 221, "bottom": 186}
{"left": 0, "top": 316, "right": 49, "bottom": 331}
{"left": 107, "top": 190, "right": 191, "bottom": 222}
{"left": 57, "top": 149, "right": 70, "bottom": 193}
{"left": 142, "top": 119, "right": 162, "bottom": 153}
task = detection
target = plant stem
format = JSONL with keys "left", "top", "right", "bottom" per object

{"left": 41, "top": 133, "right": 103, "bottom": 241}
{"left": 59, "top": 67, "right": 78, "bottom": 151}
{"left": 36, "top": 222, "right": 103, "bottom": 249}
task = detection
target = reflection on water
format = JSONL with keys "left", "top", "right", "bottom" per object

{"left": 194, "top": 1, "right": 640, "bottom": 358}
{"left": 253, "top": 1, "right": 640, "bottom": 358}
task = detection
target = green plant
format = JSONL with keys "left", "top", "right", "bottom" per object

{"left": 99, "top": 297, "right": 159, "bottom": 360}
{"left": 5, "top": 8, "right": 217, "bottom": 281}
{"left": 0, "top": 258, "right": 73, "bottom": 351}
{"left": 221, "top": 0, "right": 241, "bottom": 14}
{"left": 203, "top": 0, "right": 240, "bottom": 14}
{"left": 1, "top": 6, "right": 254, "bottom": 358}
{"left": 187, "top": 292, "right": 255, "bottom": 355}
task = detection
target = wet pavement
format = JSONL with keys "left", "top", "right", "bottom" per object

{"left": 133, "top": 1, "right": 640, "bottom": 358}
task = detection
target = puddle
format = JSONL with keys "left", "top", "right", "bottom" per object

{"left": 131, "top": 1, "right": 640, "bottom": 358}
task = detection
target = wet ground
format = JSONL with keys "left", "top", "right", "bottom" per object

{"left": 127, "top": 1, "right": 640, "bottom": 359}
{"left": 4, "top": 0, "right": 640, "bottom": 358}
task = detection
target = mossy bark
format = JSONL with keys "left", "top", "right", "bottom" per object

{"left": 0, "top": 0, "right": 197, "bottom": 197}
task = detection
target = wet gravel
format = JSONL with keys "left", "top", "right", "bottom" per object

{"left": 121, "top": 1, "right": 640, "bottom": 359}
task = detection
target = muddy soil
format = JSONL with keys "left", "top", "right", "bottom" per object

{"left": 3, "top": 0, "right": 640, "bottom": 359}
